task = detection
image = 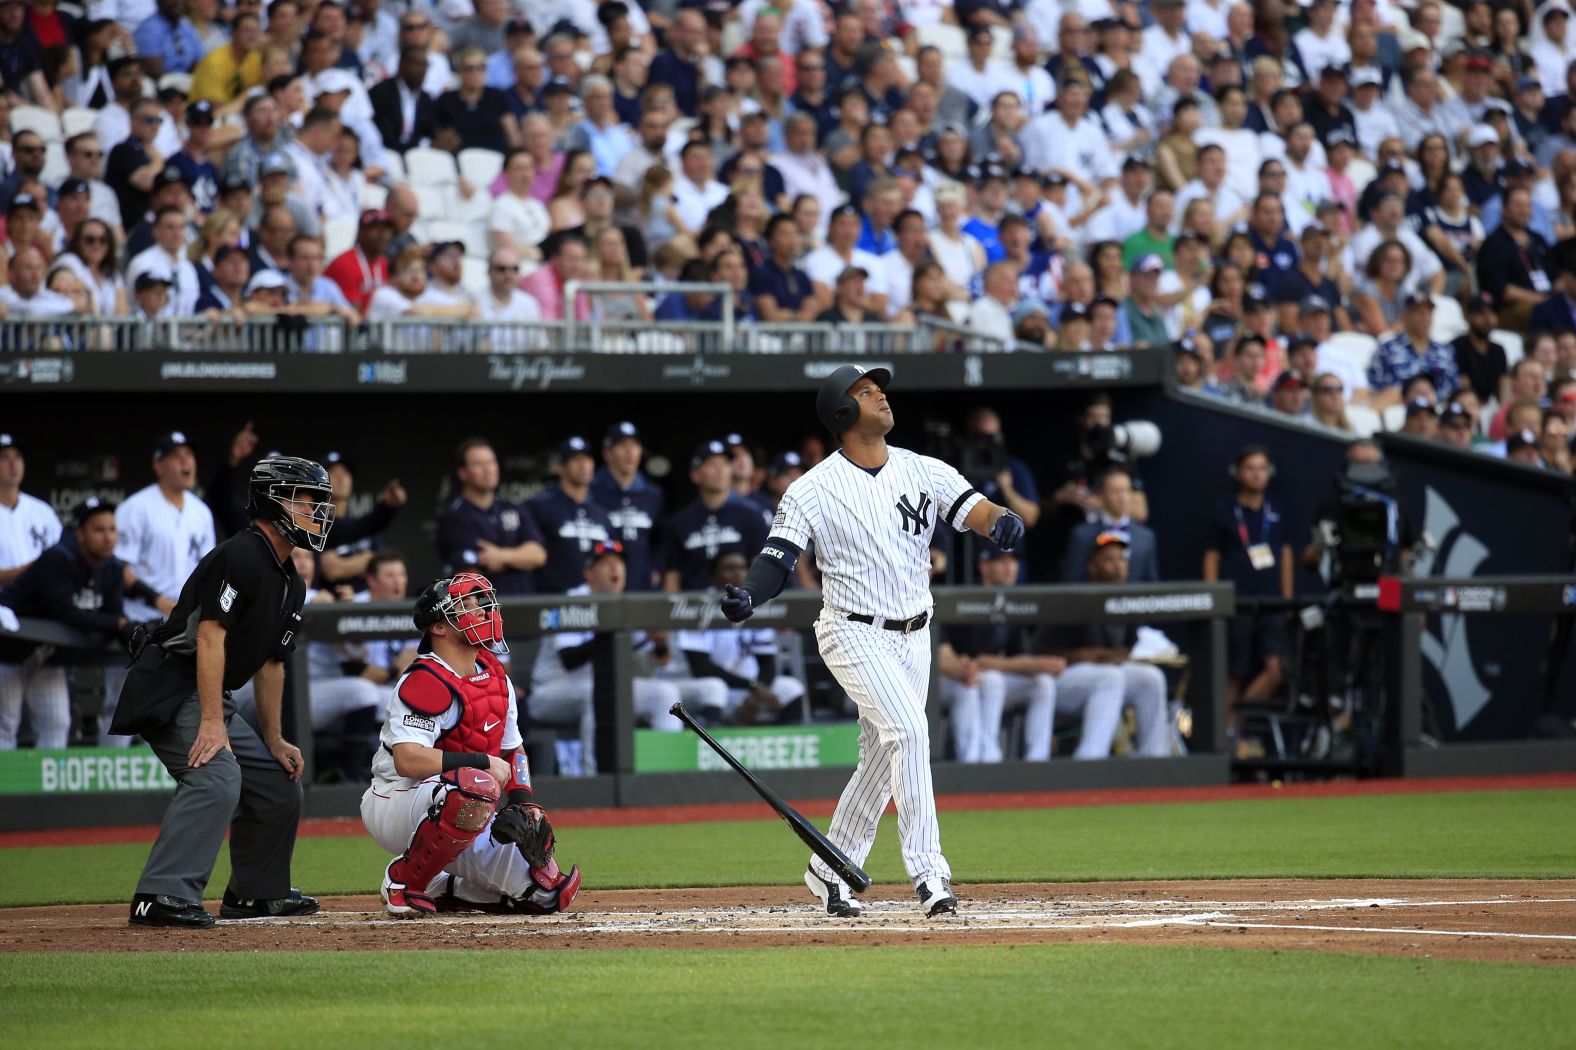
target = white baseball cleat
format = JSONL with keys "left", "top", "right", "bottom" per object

{"left": 916, "top": 877, "right": 957, "bottom": 917}
{"left": 805, "top": 867, "right": 864, "bottom": 917}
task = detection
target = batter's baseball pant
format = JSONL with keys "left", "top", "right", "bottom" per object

{"left": 978, "top": 670, "right": 1056, "bottom": 762}
{"left": 0, "top": 664, "right": 70, "bottom": 749}
{"left": 811, "top": 613, "right": 948, "bottom": 889}
{"left": 361, "top": 776, "right": 538, "bottom": 906}
{"left": 135, "top": 691, "right": 303, "bottom": 903}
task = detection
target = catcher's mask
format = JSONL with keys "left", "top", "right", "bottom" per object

{"left": 413, "top": 572, "right": 508, "bottom": 655}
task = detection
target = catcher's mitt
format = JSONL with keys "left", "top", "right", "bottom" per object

{"left": 490, "top": 803, "right": 555, "bottom": 868}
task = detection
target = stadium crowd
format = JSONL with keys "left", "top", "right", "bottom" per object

{"left": 0, "top": 0, "right": 1573, "bottom": 456}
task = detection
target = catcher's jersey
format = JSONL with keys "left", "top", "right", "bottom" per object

{"left": 370, "top": 652, "right": 522, "bottom": 788}
{"left": 770, "top": 447, "right": 983, "bottom": 621}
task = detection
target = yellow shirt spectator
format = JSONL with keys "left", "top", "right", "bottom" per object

{"left": 190, "top": 16, "right": 264, "bottom": 104}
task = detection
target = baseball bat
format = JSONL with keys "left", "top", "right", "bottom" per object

{"left": 669, "top": 702, "right": 872, "bottom": 893}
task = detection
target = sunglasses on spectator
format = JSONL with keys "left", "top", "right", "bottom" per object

{"left": 16, "top": 144, "right": 43, "bottom": 153}
{"left": 140, "top": 115, "right": 162, "bottom": 125}
{"left": 1315, "top": 385, "right": 1343, "bottom": 395}
{"left": 81, "top": 235, "right": 107, "bottom": 245}
{"left": 401, "top": 20, "right": 429, "bottom": 29}
{"left": 491, "top": 264, "right": 519, "bottom": 273}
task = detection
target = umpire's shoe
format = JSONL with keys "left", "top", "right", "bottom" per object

{"left": 129, "top": 893, "right": 216, "bottom": 929}
{"left": 916, "top": 877, "right": 957, "bottom": 917}
{"left": 219, "top": 888, "right": 321, "bottom": 919}
{"left": 804, "top": 867, "right": 863, "bottom": 917}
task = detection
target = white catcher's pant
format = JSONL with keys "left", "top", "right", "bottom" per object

{"left": 0, "top": 664, "right": 70, "bottom": 749}
{"left": 1056, "top": 662, "right": 1172, "bottom": 759}
{"left": 811, "top": 614, "right": 947, "bottom": 889}
{"left": 361, "top": 776, "right": 537, "bottom": 905}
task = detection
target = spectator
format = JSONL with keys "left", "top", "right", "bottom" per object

{"left": 433, "top": 46, "right": 516, "bottom": 154}
{"left": 324, "top": 209, "right": 392, "bottom": 313}
{"left": 1122, "top": 254, "right": 1171, "bottom": 347}
{"left": 1505, "top": 427, "right": 1544, "bottom": 466}
{"left": 1063, "top": 468, "right": 1159, "bottom": 583}
{"left": 1268, "top": 369, "right": 1310, "bottom": 417}
{"left": 1398, "top": 397, "right": 1439, "bottom": 438}
{"left": 662, "top": 440, "right": 769, "bottom": 593}
{"left": 0, "top": 245, "right": 74, "bottom": 319}
{"left": 220, "top": 94, "right": 294, "bottom": 188}
{"left": 750, "top": 213, "right": 819, "bottom": 322}
{"left": 528, "top": 437, "right": 615, "bottom": 594}
{"left": 283, "top": 234, "right": 358, "bottom": 323}
{"left": 1477, "top": 185, "right": 1553, "bottom": 330}
{"left": 672, "top": 140, "right": 729, "bottom": 233}
{"left": 1309, "top": 373, "right": 1354, "bottom": 431}
{"left": 967, "top": 260, "right": 1020, "bottom": 350}
{"left": 51, "top": 218, "right": 127, "bottom": 316}
{"left": 487, "top": 149, "right": 550, "bottom": 259}
{"left": 803, "top": 203, "right": 884, "bottom": 309}
{"left": 613, "top": 107, "right": 672, "bottom": 194}
{"left": 947, "top": 24, "right": 1014, "bottom": 112}
{"left": 476, "top": 247, "right": 546, "bottom": 351}
{"left": 126, "top": 205, "right": 201, "bottom": 316}
{"left": 104, "top": 99, "right": 169, "bottom": 225}
{"left": 1175, "top": 142, "right": 1247, "bottom": 232}
{"left": 435, "top": 437, "right": 546, "bottom": 596}
{"left": 773, "top": 112, "right": 839, "bottom": 226}
{"left": 938, "top": 547, "right": 1062, "bottom": 763}
{"left": 64, "top": 133, "right": 123, "bottom": 233}
{"left": 1368, "top": 291, "right": 1462, "bottom": 405}
{"left": 815, "top": 266, "right": 880, "bottom": 325}
{"left": 1453, "top": 292, "right": 1511, "bottom": 401}
{"left": 133, "top": 0, "right": 202, "bottom": 78}
{"left": 1543, "top": 410, "right": 1574, "bottom": 472}
{"left": 1035, "top": 532, "right": 1174, "bottom": 759}
{"left": 563, "top": 74, "right": 632, "bottom": 178}
{"left": 129, "top": 269, "right": 173, "bottom": 322}
{"left": 1437, "top": 401, "right": 1476, "bottom": 449}
{"left": 1271, "top": 223, "right": 1347, "bottom": 331}
{"left": 1203, "top": 446, "right": 1293, "bottom": 712}
{"left": 190, "top": 11, "right": 262, "bottom": 108}
{"left": 519, "top": 230, "right": 591, "bottom": 321}
{"left": 650, "top": 8, "right": 706, "bottom": 117}
{"left": 368, "top": 45, "right": 437, "bottom": 153}
{"left": 1352, "top": 239, "right": 1415, "bottom": 337}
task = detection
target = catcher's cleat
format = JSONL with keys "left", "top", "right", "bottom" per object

{"left": 382, "top": 859, "right": 436, "bottom": 918}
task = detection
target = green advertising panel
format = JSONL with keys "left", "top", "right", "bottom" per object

{"left": 0, "top": 747, "right": 176, "bottom": 795}
{"left": 635, "top": 724, "right": 861, "bottom": 773}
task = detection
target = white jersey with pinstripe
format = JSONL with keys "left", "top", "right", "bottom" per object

{"left": 768, "top": 447, "right": 985, "bottom": 891}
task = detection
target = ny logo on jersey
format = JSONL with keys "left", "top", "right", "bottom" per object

{"left": 29, "top": 525, "right": 49, "bottom": 551}
{"left": 895, "top": 492, "right": 932, "bottom": 536}
{"left": 189, "top": 535, "right": 205, "bottom": 561}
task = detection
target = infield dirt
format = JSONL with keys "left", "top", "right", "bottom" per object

{"left": 4, "top": 879, "right": 1573, "bottom": 966}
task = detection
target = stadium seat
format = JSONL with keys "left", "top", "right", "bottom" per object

{"left": 323, "top": 219, "right": 356, "bottom": 259}
{"left": 361, "top": 182, "right": 388, "bottom": 210}
{"left": 989, "top": 25, "right": 1012, "bottom": 62}
{"left": 11, "top": 104, "right": 61, "bottom": 142}
{"left": 893, "top": 53, "right": 917, "bottom": 86}
{"left": 404, "top": 147, "right": 458, "bottom": 187}
{"left": 426, "top": 219, "right": 484, "bottom": 258}
{"left": 1494, "top": 328, "right": 1523, "bottom": 367}
{"left": 1381, "top": 403, "right": 1407, "bottom": 431}
{"left": 380, "top": 152, "right": 405, "bottom": 180}
{"left": 40, "top": 142, "right": 68, "bottom": 186}
{"left": 61, "top": 106, "right": 97, "bottom": 138}
{"left": 461, "top": 255, "right": 488, "bottom": 296}
{"left": 1345, "top": 404, "right": 1382, "bottom": 437}
{"left": 1321, "top": 331, "right": 1378, "bottom": 385}
{"left": 412, "top": 185, "right": 447, "bottom": 222}
{"left": 916, "top": 23, "right": 966, "bottom": 61}
{"left": 1345, "top": 156, "right": 1377, "bottom": 196}
{"left": 458, "top": 148, "right": 503, "bottom": 188}
{"left": 1430, "top": 295, "right": 1467, "bottom": 343}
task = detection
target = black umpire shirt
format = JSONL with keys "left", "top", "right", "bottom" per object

{"left": 152, "top": 526, "right": 305, "bottom": 691}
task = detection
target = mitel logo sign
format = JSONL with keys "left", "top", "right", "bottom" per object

{"left": 357, "top": 361, "right": 408, "bottom": 385}
{"left": 539, "top": 605, "right": 599, "bottom": 631}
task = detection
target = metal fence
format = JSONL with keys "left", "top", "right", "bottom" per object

{"left": 0, "top": 283, "right": 1047, "bottom": 355}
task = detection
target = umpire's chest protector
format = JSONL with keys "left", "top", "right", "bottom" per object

{"left": 399, "top": 651, "right": 512, "bottom": 754}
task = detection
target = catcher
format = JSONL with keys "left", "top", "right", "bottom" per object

{"left": 360, "top": 572, "right": 580, "bottom": 917}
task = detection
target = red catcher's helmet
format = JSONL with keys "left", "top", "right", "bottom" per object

{"left": 413, "top": 572, "right": 508, "bottom": 654}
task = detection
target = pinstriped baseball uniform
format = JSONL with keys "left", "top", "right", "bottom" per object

{"left": 771, "top": 448, "right": 984, "bottom": 887}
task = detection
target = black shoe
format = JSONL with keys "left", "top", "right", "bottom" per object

{"left": 129, "top": 893, "right": 215, "bottom": 929}
{"left": 219, "top": 888, "right": 321, "bottom": 919}
{"left": 804, "top": 867, "right": 863, "bottom": 917}
{"left": 916, "top": 878, "right": 957, "bottom": 917}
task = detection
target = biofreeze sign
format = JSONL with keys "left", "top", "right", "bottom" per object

{"left": 635, "top": 724, "right": 860, "bottom": 773}
{"left": 0, "top": 748, "right": 176, "bottom": 795}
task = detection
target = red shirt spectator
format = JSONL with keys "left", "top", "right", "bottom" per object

{"left": 325, "top": 210, "right": 393, "bottom": 313}
{"left": 519, "top": 231, "right": 591, "bottom": 321}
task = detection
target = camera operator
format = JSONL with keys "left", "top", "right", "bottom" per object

{"left": 1301, "top": 439, "right": 1416, "bottom": 586}
{"left": 1049, "top": 394, "right": 1152, "bottom": 526}
{"left": 953, "top": 407, "right": 1040, "bottom": 580}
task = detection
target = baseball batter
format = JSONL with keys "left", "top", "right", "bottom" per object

{"left": 361, "top": 572, "right": 580, "bottom": 917}
{"left": 721, "top": 365, "right": 1025, "bottom": 918}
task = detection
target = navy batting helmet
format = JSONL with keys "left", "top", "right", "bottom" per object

{"left": 816, "top": 364, "right": 891, "bottom": 435}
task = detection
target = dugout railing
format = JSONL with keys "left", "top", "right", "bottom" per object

{"left": 0, "top": 582, "right": 1234, "bottom": 825}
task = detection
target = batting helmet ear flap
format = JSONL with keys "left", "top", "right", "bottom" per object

{"left": 816, "top": 364, "right": 892, "bottom": 435}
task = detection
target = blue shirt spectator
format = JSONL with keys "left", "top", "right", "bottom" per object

{"left": 134, "top": 3, "right": 204, "bottom": 76}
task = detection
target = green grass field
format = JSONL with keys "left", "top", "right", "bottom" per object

{"left": 4, "top": 788, "right": 1573, "bottom": 1049}
{"left": 3, "top": 789, "right": 1573, "bottom": 908}
{"left": 4, "top": 945, "right": 1574, "bottom": 1049}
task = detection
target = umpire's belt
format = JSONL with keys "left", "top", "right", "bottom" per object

{"left": 847, "top": 612, "right": 930, "bottom": 634}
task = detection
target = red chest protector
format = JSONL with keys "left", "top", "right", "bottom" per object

{"left": 396, "top": 650, "right": 512, "bottom": 755}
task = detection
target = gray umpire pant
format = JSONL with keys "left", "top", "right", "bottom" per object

{"left": 135, "top": 691, "right": 303, "bottom": 903}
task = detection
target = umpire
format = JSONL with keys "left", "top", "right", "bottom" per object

{"left": 117, "top": 457, "right": 332, "bottom": 928}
